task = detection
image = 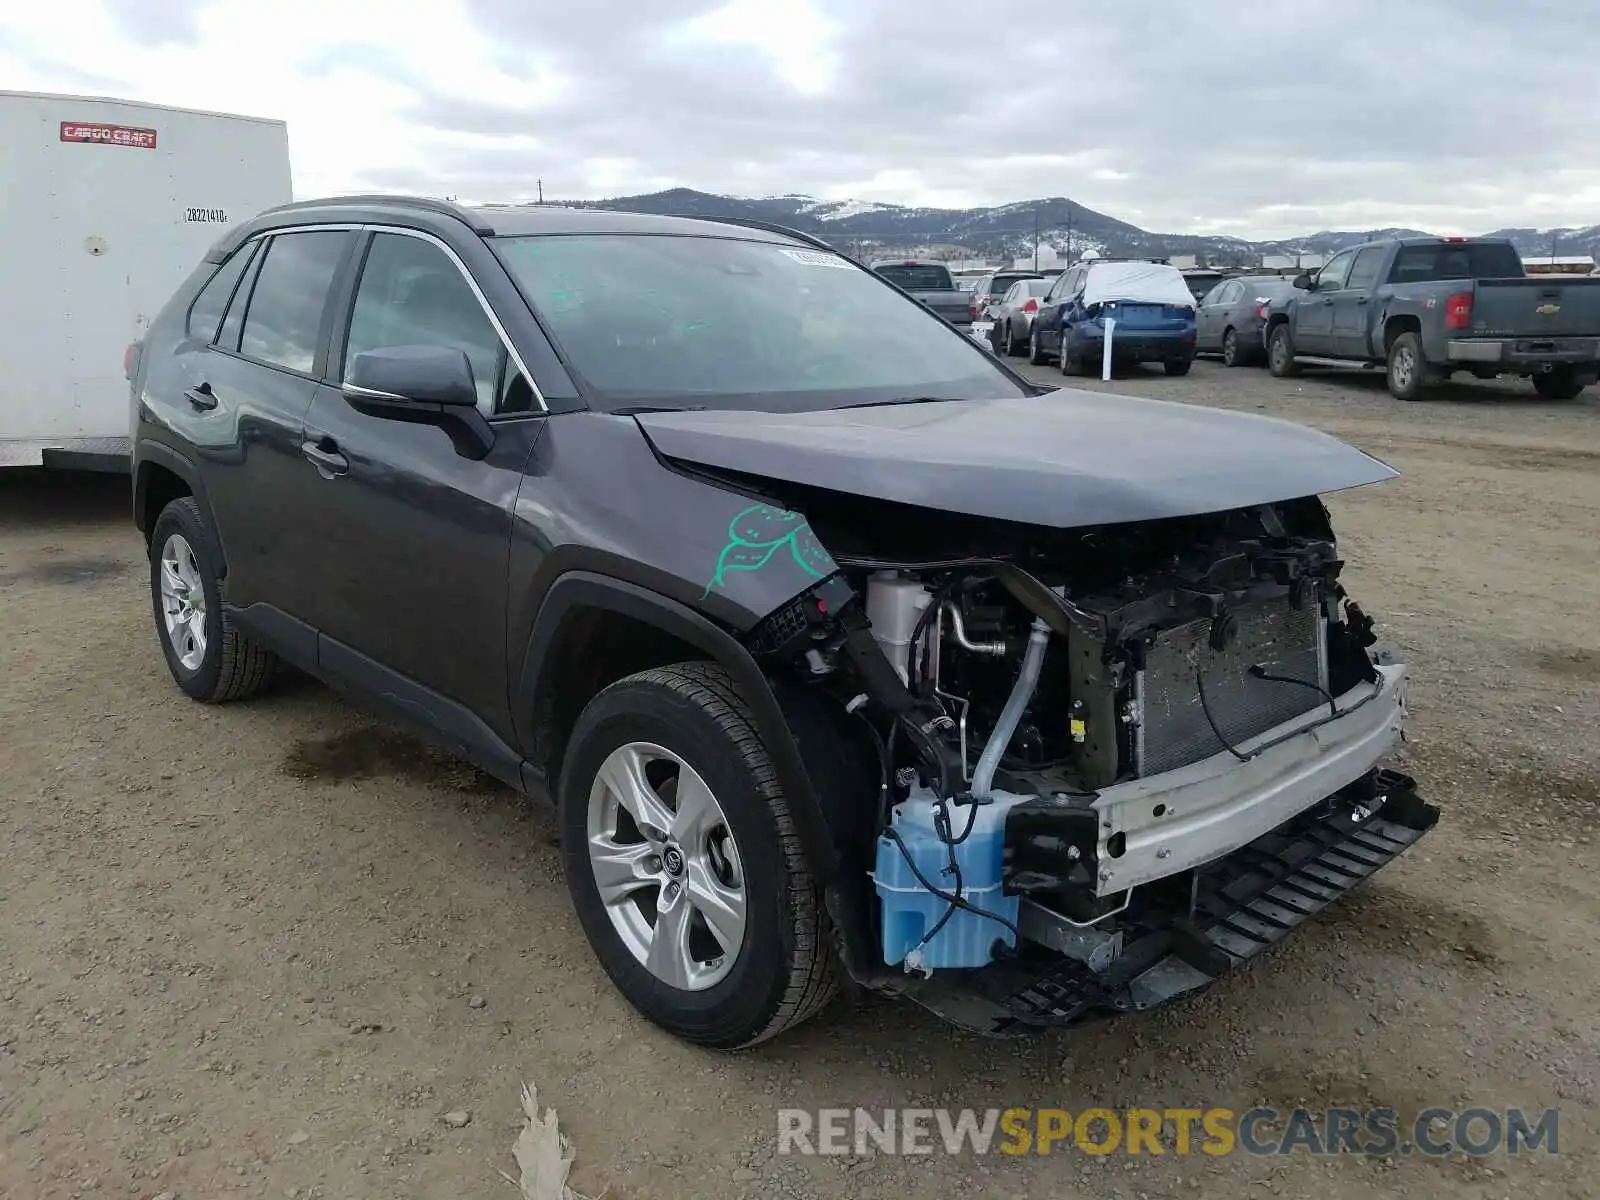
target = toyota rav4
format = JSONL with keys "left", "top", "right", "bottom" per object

{"left": 129, "top": 196, "right": 1436, "bottom": 1048}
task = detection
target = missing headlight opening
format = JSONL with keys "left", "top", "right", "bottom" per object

{"left": 742, "top": 492, "right": 1436, "bottom": 1034}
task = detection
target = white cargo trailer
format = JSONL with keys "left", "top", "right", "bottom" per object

{"left": 0, "top": 92, "right": 292, "bottom": 471}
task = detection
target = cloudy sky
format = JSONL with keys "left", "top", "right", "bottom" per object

{"left": 3, "top": 0, "right": 1596, "bottom": 239}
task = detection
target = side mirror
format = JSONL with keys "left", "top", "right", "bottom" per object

{"left": 343, "top": 346, "right": 495, "bottom": 459}
{"left": 1292, "top": 273, "right": 1313, "bottom": 290}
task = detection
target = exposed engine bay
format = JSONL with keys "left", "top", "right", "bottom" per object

{"left": 743, "top": 493, "right": 1437, "bottom": 1032}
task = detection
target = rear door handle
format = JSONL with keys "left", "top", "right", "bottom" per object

{"left": 183, "top": 383, "right": 217, "bottom": 411}
{"left": 1356, "top": 297, "right": 1370, "bottom": 305}
{"left": 301, "top": 439, "right": 349, "bottom": 477}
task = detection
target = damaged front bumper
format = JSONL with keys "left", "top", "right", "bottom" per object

{"left": 1095, "top": 657, "right": 1411, "bottom": 895}
{"left": 900, "top": 768, "right": 1439, "bottom": 1035}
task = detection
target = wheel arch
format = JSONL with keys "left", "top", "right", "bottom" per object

{"left": 133, "top": 441, "right": 226, "bottom": 574}
{"left": 516, "top": 572, "right": 840, "bottom": 883}
{"left": 1383, "top": 313, "right": 1422, "bottom": 354}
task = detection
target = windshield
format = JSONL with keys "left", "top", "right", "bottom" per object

{"left": 1391, "top": 243, "right": 1524, "bottom": 282}
{"left": 873, "top": 263, "right": 954, "bottom": 291}
{"left": 494, "top": 234, "right": 1027, "bottom": 412}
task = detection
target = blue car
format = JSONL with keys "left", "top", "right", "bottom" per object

{"left": 1027, "top": 259, "right": 1198, "bottom": 376}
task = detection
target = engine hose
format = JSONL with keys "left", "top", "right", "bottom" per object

{"left": 970, "top": 617, "right": 1051, "bottom": 799}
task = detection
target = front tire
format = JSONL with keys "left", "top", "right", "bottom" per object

{"left": 149, "top": 497, "right": 276, "bottom": 703}
{"left": 558, "top": 662, "right": 837, "bottom": 1048}
{"left": 1268, "top": 324, "right": 1299, "bottom": 377}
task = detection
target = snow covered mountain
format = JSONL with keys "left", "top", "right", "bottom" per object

{"left": 565, "top": 188, "right": 1598, "bottom": 265}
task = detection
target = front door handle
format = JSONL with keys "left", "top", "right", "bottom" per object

{"left": 183, "top": 383, "right": 217, "bottom": 411}
{"left": 301, "top": 439, "right": 349, "bottom": 477}
{"left": 1356, "top": 297, "right": 1370, "bottom": 305}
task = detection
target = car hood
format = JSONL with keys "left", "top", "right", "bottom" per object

{"left": 635, "top": 390, "right": 1397, "bottom": 527}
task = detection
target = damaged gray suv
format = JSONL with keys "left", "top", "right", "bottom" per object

{"left": 129, "top": 195, "right": 1437, "bottom": 1048}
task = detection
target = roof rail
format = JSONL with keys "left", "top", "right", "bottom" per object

{"left": 261, "top": 194, "right": 495, "bottom": 236}
{"left": 695, "top": 214, "right": 840, "bottom": 254}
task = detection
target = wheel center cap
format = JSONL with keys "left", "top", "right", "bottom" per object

{"left": 661, "top": 846, "right": 685, "bottom": 877}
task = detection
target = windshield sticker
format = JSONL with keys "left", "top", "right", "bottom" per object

{"left": 704, "top": 505, "right": 835, "bottom": 597}
{"left": 778, "top": 248, "right": 855, "bottom": 269}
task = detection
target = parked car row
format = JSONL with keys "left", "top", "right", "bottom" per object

{"left": 1189, "top": 236, "right": 1600, "bottom": 401}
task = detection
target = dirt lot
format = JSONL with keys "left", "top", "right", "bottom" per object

{"left": 2, "top": 360, "right": 1597, "bottom": 1200}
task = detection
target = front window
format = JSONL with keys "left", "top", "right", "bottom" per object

{"left": 345, "top": 233, "right": 506, "bottom": 411}
{"left": 493, "top": 235, "right": 1027, "bottom": 413}
{"left": 1315, "top": 251, "right": 1356, "bottom": 291}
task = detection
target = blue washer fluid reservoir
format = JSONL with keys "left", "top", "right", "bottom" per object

{"left": 873, "top": 787, "right": 1024, "bottom": 972}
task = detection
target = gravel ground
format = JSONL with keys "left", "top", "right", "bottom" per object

{"left": 2, "top": 358, "right": 1597, "bottom": 1199}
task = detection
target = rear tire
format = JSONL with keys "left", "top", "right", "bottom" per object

{"left": 1532, "top": 368, "right": 1586, "bottom": 401}
{"left": 1386, "top": 331, "right": 1429, "bottom": 401}
{"left": 1164, "top": 358, "right": 1193, "bottom": 377}
{"left": 1222, "top": 328, "right": 1241, "bottom": 368}
{"left": 1059, "top": 335, "right": 1081, "bottom": 376}
{"left": 558, "top": 662, "right": 837, "bottom": 1048}
{"left": 1028, "top": 328, "right": 1049, "bottom": 366}
{"left": 1000, "top": 321, "right": 1016, "bottom": 356}
{"left": 1268, "top": 324, "right": 1299, "bottom": 377}
{"left": 149, "top": 497, "right": 276, "bottom": 703}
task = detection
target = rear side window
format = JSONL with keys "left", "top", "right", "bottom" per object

{"left": 186, "top": 243, "right": 258, "bottom": 341}
{"left": 1344, "top": 247, "right": 1387, "bottom": 292}
{"left": 217, "top": 243, "right": 265, "bottom": 352}
{"left": 238, "top": 231, "right": 350, "bottom": 374}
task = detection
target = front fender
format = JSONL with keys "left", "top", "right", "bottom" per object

{"left": 515, "top": 571, "right": 840, "bottom": 885}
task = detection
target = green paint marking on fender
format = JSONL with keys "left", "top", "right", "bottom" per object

{"left": 703, "top": 504, "right": 835, "bottom": 597}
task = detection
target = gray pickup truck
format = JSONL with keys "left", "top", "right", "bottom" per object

{"left": 870, "top": 259, "right": 973, "bottom": 328}
{"left": 1264, "top": 237, "right": 1600, "bottom": 400}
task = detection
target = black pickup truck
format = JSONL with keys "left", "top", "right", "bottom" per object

{"left": 1264, "top": 237, "right": 1600, "bottom": 400}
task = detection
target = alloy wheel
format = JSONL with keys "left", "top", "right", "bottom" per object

{"left": 586, "top": 741, "right": 747, "bottom": 991}
{"left": 158, "top": 533, "right": 208, "bottom": 671}
{"left": 1392, "top": 344, "right": 1416, "bottom": 391}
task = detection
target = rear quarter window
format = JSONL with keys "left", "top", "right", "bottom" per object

{"left": 186, "top": 243, "right": 258, "bottom": 342}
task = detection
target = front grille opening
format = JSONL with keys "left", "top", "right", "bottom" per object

{"left": 1136, "top": 600, "right": 1326, "bottom": 776}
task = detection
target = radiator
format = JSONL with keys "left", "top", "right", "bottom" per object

{"left": 1136, "top": 599, "right": 1326, "bottom": 777}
